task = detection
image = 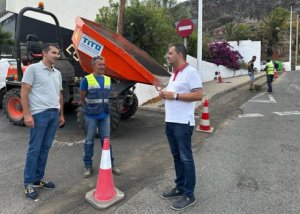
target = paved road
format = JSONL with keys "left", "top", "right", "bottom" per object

{"left": 112, "top": 72, "right": 300, "bottom": 214}
{"left": 2, "top": 72, "right": 298, "bottom": 213}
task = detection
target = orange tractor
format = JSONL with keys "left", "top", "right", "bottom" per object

{"left": 2, "top": 5, "right": 169, "bottom": 135}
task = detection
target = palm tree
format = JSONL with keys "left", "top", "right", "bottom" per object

{"left": 222, "top": 22, "right": 252, "bottom": 44}
{"left": 257, "top": 7, "right": 289, "bottom": 58}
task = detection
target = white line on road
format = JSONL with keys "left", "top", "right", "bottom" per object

{"left": 273, "top": 111, "right": 300, "bottom": 116}
{"left": 238, "top": 113, "right": 264, "bottom": 118}
{"left": 52, "top": 139, "right": 85, "bottom": 148}
{"left": 248, "top": 94, "right": 276, "bottom": 103}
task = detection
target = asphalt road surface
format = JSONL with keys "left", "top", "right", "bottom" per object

{"left": 1, "top": 72, "right": 299, "bottom": 213}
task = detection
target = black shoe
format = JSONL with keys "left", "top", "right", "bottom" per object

{"left": 24, "top": 184, "right": 38, "bottom": 201}
{"left": 161, "top": 188, "right": 183, "bottom": 199}
{"left": 33, "top": 179, "right": 55, "bottom": 189}
{"left": 171, "top": 195, "right": 196, "bottom": 211}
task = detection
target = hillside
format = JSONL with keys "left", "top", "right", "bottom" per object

{"left": 177, "top": 0, "right": 300, "bottom": 30}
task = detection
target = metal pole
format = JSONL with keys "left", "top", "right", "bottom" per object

{"left": 289, "top": 6, "right": 293, "bottom": 71}
{"left": 296, "top": 15, "right": 299, "bottom": 70}
{"left": 184, "top": 38, "right": 187, "bottom": 49}
{"left": 197, "top": 0, "right": 203, "bottom": 78}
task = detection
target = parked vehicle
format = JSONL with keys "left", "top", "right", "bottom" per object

{"left": 2, "top": 3, "right": 80, "bottom": 126}
{"left": 0, "top": 59, "right": 17, "bottom": 108}
{"left": 1, "top": 4, "right": 170, "bottom": 135}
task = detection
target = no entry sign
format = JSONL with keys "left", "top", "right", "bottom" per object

{"left": 176, "top": 18, "right": 194, "bottom": 38}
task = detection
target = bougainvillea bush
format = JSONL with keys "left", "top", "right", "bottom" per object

{"left": 208, "top": 41, "right": 243, "bottom": 70}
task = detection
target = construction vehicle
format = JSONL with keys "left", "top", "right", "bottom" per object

{"left": 2, "top": 3, "right": 80, "bottom": 127}
{"left": 2, "top": 4, "right": 170, "bottom": 135}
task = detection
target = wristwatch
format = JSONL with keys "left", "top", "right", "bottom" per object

{"left": 173, "top": 93, "right": 178, "bottom": 100}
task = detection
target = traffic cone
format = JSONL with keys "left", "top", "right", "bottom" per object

{"left": 85, "top": 138, "right": 125, "bottom": 210}
{"left": 283, "top": 67, "right": 286, "bottom": 73}
{"left": 274, "top": 70, "right": 279, "bottom": 78}
{"left": 218, "top": 73, "right": 223, "bottom": 83}
{"left": 196, "top": 99, "right": 214, "bottom": 133}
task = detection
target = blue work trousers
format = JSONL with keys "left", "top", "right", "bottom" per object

{"left": 83, "top": 116, "right": 114, "bottom": 168}
{"left": 267, "top": 74, "right": 274, "bottom": 92}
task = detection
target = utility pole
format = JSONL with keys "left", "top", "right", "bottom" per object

{"left": 295, "top": 15, "right": 299, "bottom": 69}
{"left": 197, "top": 0, "right": 203, "bottom": 78}
{"left": 289, "top": 6, "right": 293, "bottom": 71}
{"left": 117, "top": 0, "right": 126, "bottom": 35}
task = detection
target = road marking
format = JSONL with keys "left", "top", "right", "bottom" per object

{"left": 248, "top": 93, "right": 276, "bottom": 103}
{"left": 238, "top": 113, "right": 264, "bottom": 118}
{"left": 52, "top": 139, "right": 85, "bottom": 148}
{"left": 273, "top": 111, "right": 300, "bottom": 116}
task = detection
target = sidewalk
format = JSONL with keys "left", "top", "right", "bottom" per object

{"left": 140, "top": 72, "right": 266, "bottom": 112}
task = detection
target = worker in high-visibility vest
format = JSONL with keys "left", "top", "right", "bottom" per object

{"left": 264, "top": 58, "right": 275, "bottom": 93}
{"left": 80, "top": 56, "right": 121, "bottom": 178}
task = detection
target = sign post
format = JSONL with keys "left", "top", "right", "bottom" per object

{"left": 176, "top": 18, "right": 194, "bottom": 49}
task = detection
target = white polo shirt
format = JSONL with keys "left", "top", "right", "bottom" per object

{"left": 22, "top": 61, "right": 63, "bottom": 115}
{"left": 165, "top": 65, "right": 202, "bottom": 126}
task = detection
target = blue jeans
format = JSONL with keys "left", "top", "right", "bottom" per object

{"left": 24, "top": 109, "right": 59, "bottom": 185}
{"left": 165, "top": 122, "right": 195, "bottom": 197}
{"left": 267, "top": 74, "right": 274, "bottom": 92}
{"left": 83, "top": 115, "right": 115, "bottom": 168}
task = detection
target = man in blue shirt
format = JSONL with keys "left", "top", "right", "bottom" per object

{"left": 80, "top": 56, "right": 121, "bottom": 177}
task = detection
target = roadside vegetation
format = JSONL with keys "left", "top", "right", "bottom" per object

{"left": 95, "top": 0, "right": 297, "bottom": 68}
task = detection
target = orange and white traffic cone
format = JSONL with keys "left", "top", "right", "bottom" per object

{"left": 283, "top": 67, "right": 286, "bottom": 73}
{"left": 196, "top": 99, "right": 214, "bottom": 133}
{"left": 218, "top": 73, "right": 223, "bottom": 83}
{"left": 85, "top": 138, "right": 125, "bottom": 210}
{"left": 274, "top": 70, "right": 279, "bottom": 78}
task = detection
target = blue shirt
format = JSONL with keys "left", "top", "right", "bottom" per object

{"left": 80, "top": 75, "right": 111, "bottom": 119}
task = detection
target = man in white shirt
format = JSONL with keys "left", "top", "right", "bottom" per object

{"left": 159, "top": 44, "right": 203, "bottom": 211}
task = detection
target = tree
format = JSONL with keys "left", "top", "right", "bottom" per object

{"left": 257, "top": 7, "right": 289, "bottom": 58}
{"left": 208, "top": 41, "right": 243, "bottom": 70}
{"left": 96, "top": 0, "right": 177, "bottom": 64}
{"left": 222, "top": 22, "right": 252, "bottom": 43}
{"left": 0, "top": 26, "right": 13, "bottom": 45}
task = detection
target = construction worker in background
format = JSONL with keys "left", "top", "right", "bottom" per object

{"left": 159, "top": 44, "right": 203, "bottom": 211}
{"left": 247, "top": 56, "right": 256, "bottom": 91}
{"left": 80, "top": 56, "right": 121, "bottom": 178}
{"left": 264, "top": 58, "right": 275, "bottom": 93}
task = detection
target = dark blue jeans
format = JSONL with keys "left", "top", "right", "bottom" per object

{"left": 24, "top": 109, "right": 59, "bottom": 185}
{"left": 267, "top": 74, "right": 274, "bottom": 92}
{"left": 165, "top": 122, "right": 195, "bottom": 197}
{"left": 83, "top": 115, "right": 114, "bottom": 168}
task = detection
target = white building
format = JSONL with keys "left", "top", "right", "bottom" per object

{"left": 0, "top": 0, "right": 110, "bottom": 32}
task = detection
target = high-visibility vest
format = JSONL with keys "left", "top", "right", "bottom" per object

{"left": 266, "top": 61, "right": 274, "bottom": 75}
{"left": 84, "top": 73, "right": 111, "bottom": 115}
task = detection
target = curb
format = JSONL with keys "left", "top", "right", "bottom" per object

{"left": 139, "top": 73, "right": 267, "bottom": 113}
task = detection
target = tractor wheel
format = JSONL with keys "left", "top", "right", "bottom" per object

{"left": 76, "top": 99, "right": 121, "bottom": 136}
{"left": 120, "top": 93, "right": 138, "bottom": 120}
{"left": 3, "top": 88, "right": 25, "bottom": 126}
{"left": 0, "top": 89, "right": 5, "bottom": 109}
{"left": 109, "top": 99, "right": 121, "bottom": 136}
{"left": 76, "top": 106, "right": 84, "bottom": 129}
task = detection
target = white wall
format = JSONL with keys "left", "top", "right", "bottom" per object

{"left": 6, "top": 0, "right": 110, "bottom": 30}
{"left": 229, "top": 40, "right": 261, "bottom": 71}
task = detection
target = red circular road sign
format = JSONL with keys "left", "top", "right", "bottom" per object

{"left": 176, "top": 18, "right": 194, "bottom": 38}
